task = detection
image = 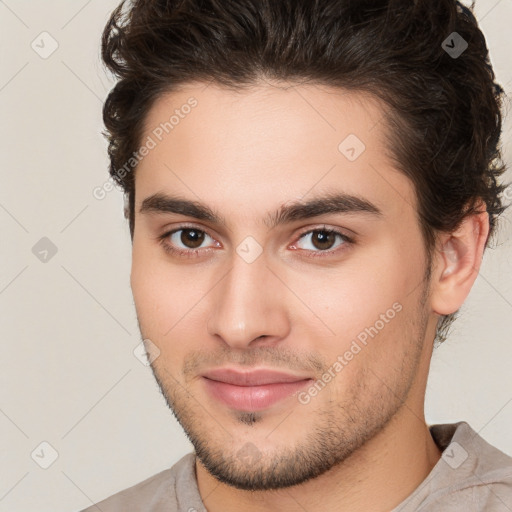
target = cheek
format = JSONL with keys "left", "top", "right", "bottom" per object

{"left": 130, "top": 245, "right": 211, "bottom": 365}
{"left": 302, "top": 253, "right": 412, "bottom": 329}
{"left": 131, "top": 245, "right": 179, "bottom": 335}
{"left": 294, "top": 245, "right": 422, "bottom": 367}
{"left": 313, "top": 295, "right": 423, "bottom": 408}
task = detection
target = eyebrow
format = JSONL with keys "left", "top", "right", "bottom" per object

{"left": 139, "top": 191, "right": 383, "bottom": 229}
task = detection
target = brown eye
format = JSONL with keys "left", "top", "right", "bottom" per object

{"left": 158, "top": 226, "right": 219, "bottom": 258}
{"left": 310, "top": 230, "right": 337, "bottom": 251}
{"left": 293, "top": 228, "right": 351, "bottom": 256}
{"left": 179, "top": 229, "right": 206, "bottom": 249}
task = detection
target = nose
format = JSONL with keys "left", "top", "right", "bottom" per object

{"left": 206, "top": 250, "right": 290, "bottom": 349}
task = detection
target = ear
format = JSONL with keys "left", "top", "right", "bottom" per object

{"left": 430, "top": 201, "right": 490, "bottom": 316}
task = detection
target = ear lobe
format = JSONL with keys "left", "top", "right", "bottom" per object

{"left": 430, "top": 207, "right": 489, "bottom": 316}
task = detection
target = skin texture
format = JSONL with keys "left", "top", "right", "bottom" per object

{"left": 130, "top": 80, "right": 489, "bottom": 512}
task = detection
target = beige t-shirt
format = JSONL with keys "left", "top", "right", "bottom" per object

{"left": 79, "top": 421, "right": 512, "bottom": 511}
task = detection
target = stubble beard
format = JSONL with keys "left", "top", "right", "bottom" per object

{"left": 140, "top": 267, "right": 432, "bottom": 490}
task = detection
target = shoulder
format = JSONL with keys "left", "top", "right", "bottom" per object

{"left": 437, "top": 420, "right": 512, "bottom": 478}
{"left": 77, "top": 452, "right": 199, "bottom": 512}
{"left": 413, "top": 421, "right": 512, "bottom": 511}
{"left": 453, "top": 422, "right": 512, "bottom": 511}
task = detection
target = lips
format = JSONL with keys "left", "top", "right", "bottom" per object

{"left": 201, "top": 368, "right": 313, "bottom": 411}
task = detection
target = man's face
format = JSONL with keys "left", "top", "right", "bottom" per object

{"left": 131, "top": 81, "right": 438, "bottom": 490}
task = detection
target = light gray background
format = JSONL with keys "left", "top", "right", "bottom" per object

{"left": 1, "top": 1, "right": 511, "bottom": 511}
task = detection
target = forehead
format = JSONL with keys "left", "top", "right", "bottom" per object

{"left": 135, "top": 81, "right": 417, "bottom": 224}
{"left": 142, "top": 80, "right": 388, "bottom": 150}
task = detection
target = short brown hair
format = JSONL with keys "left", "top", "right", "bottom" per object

{"left": 100, "top": 0, "right": 510, "bottom": 344}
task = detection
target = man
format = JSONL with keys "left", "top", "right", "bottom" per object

{"left": 81, "top": 0, "right": 512, "bottom": 510}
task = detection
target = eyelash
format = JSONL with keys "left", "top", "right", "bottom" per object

{"left": 156, "top": 224, "right": 354, "bottom": 259}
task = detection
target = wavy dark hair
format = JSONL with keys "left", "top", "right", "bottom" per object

{"left": 101, "top": 0, "right": 509, "bottom": 345}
